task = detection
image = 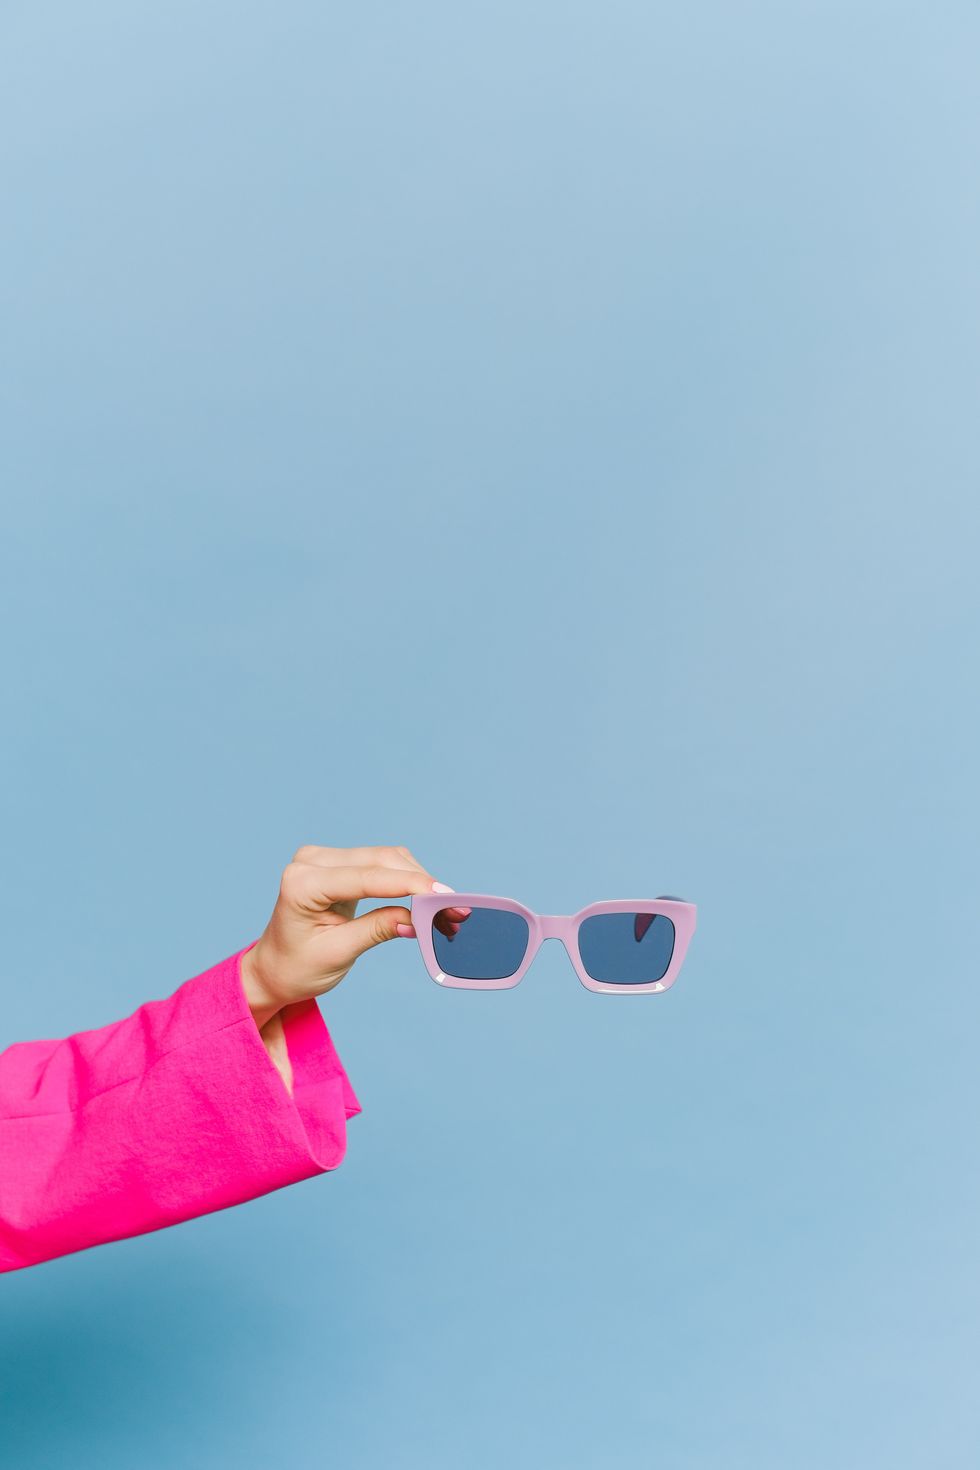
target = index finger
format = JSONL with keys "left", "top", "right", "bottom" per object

{"left": 282, "top": 862, "right": 444, "bottom": 911}
{"left": 292, "top": 844, "right": 434, "bottom": 879}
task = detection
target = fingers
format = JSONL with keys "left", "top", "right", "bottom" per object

{"left": 280, "top": 861, "right": 438, "bottom": 913}
{"left": 292, "top": 843, "right": 433, "bottom": 879}
{"left": 434, "top": 906, "right": 471, "bottom": 938}
{"left": 320, "top": 903, "right": 417, "bottom": 970}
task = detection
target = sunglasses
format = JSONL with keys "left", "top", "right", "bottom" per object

{"left": 408, "top": 893, "right": 696, "bottom": 994}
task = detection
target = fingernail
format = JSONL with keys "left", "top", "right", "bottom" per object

{"left": 395, "top": 922, "right": 416, "bottom": 938}
{"left": 431, "top": 881, "right": 455, "bottom": 893}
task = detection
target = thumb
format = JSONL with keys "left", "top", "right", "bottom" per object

{"left": 324, "top": 904, "right": 415, "bottom": 970}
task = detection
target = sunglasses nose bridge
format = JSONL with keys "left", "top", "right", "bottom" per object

{"left": 537, "top": 915, "right": 569, "bottom": 943}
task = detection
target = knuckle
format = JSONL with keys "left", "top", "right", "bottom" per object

{"left": 293, "top": 844, "right": 316, "bottom": 863}
{"left": 372, "top": 910, "right": 394, "bottom": 944}
{"left": 280, "top": 861, "right": 306, "bottom": 900}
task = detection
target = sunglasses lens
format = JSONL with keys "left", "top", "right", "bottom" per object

{"left": 578, "top": 912, "right": 676, "bottom": 985}
{"left": 431, "top": 906, "right": 530, "bottom": 980}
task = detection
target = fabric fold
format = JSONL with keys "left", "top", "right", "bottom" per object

{"left": 0, "top": 946, "right": 362, "bottom": 1273}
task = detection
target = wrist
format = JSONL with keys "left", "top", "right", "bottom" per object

{"left": 241, "top": 944, "right": 282, "bottom": 1031}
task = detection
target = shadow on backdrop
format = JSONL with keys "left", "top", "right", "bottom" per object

{"left": 0, "top": 1246, "right": 282, "bottom": 1466}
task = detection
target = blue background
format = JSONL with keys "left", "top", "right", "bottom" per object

{"left": 2, "top": 3, "right": 978, "bottom": 1466}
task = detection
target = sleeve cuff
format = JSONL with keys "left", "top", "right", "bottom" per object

{"left": 226, "top": 944, "right": 363, "bottom": 1171}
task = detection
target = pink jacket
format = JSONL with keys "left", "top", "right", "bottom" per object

{"left": 0, "top": 945, "right": 361, "bottom": 1273}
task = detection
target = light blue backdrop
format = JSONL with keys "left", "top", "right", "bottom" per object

{"left": 2, "top": 3, "right": 978, "bottom": 1466}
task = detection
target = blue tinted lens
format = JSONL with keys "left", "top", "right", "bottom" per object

{"left": 577, "top": 912, "right": 675, "bottom": 984}
{"left": 432, "top": 906, "right": 529, "bottom": 979}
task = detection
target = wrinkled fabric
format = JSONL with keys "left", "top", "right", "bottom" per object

{"left": 0, "top": 946, "right": 361, "bottom": 1273}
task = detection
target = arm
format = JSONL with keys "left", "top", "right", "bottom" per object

{"left": 0, "top": 842, "right": 450, "bottom": 1275}
{"left": 0, "top": 946, "right": 360, "bottom": 1274}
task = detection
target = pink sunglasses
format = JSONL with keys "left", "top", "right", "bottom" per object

{"left": 408, "top": 893, "right": 697, "bottom": 994}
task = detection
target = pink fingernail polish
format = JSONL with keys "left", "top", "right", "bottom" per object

{"left": 431, "top": 881, "right": 455, "bottom": 893}
{"left": 395, "top": 922, "right": 416, "bottom": 938}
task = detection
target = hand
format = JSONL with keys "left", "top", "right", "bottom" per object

{"left": 241, "top": 844, "right": 457, "bottom": 1033}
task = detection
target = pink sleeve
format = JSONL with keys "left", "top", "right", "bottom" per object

{"left": 0, "top": 945, "right": 362, "bottom": 1274}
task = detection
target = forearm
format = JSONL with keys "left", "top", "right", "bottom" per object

{"left": 240, "top": 945, "right": 294, "bottom": 1092}
{"left": 257, "top": 1009, "right": 294, "bottom": 1094}
{"left": 240, "top": 944, "right": 282, "bottom": 1031}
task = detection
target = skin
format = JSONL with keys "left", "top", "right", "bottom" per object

{"left": 241, "top": 844, "right": 468, "bottom": 1094}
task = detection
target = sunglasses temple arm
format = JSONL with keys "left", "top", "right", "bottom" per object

{"left": 633, "top": 896, "right": 691, "bottom": 944}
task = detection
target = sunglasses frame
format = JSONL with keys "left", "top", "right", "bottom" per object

{"left": 408, "top": 894, "right": 697, "bottom": 994}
